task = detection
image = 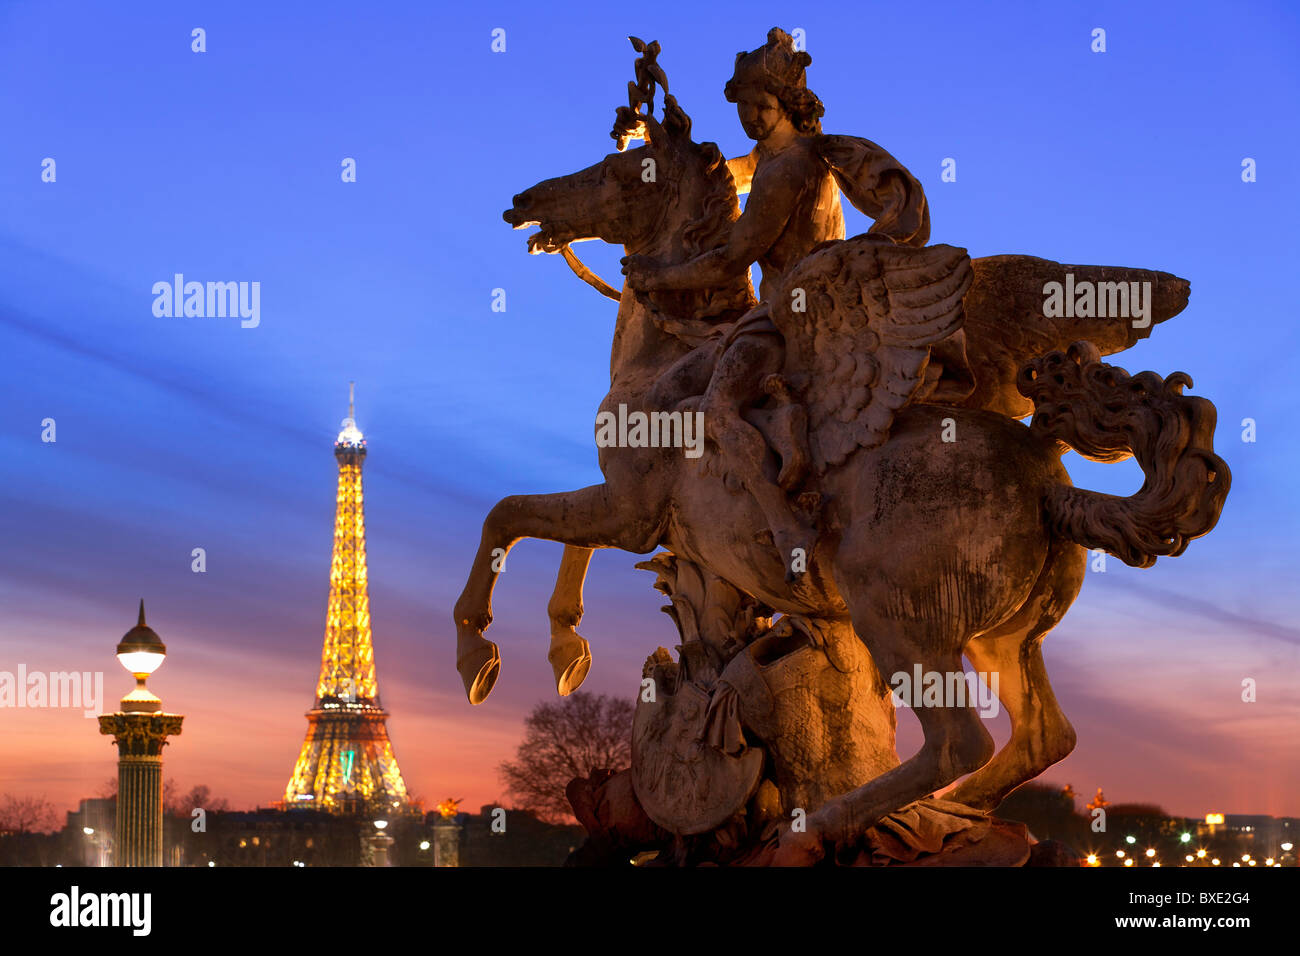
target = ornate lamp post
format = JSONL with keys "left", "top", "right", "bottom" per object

{"left": 365, "top": 819, "right": 393, "bottom": 867}
{"left": 432, "top": 798, "right": 463, "bottom": 867}
{"left": 98, "top": 601, "right": 183, "bottom": 867}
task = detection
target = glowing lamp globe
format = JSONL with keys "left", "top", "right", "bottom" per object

{"left": 115, "top": 600, "right": 167, "bottom": 712}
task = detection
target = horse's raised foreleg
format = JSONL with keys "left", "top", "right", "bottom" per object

{"left": 454, "top": 482, "right": 663, "bottom": 704}
{"left": 547, "top": 546, "right": 594, "bottom": 696}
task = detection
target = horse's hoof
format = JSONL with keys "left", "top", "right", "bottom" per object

{"left": 548, "top": 627, "right": 592, "bottom": 696}
{"left": 457, "top": 631, "right": 501, "bottom": 705}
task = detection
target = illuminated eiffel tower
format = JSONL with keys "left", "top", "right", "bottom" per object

{"left": 283, "top": 385, "right": 411, "bottom": 815}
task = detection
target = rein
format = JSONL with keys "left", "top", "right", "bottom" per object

{"left": 560, "top": 245, "right": 622, "bottom": 301}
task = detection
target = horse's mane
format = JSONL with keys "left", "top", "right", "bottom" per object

{"left": 679, "top": 141, "right": 742, "bottom": 258}
{"left": 654, "top": 139, "right": 756, "bottom": 322}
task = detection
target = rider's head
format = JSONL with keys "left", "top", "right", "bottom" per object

{"left": 724, "top": 27, "right": 824, "bottom": 139}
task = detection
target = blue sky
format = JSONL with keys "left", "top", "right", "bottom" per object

{"left": 1, "top": 0, "right": 1298, "bottom": 817}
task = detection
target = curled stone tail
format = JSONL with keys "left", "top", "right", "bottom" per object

{"left": 1018, "top": 341, "right": 1230, "bottom": 568}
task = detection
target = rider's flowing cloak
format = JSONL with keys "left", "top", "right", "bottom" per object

{"left": 814, "top": 134, "right": 930, "bottom": 248}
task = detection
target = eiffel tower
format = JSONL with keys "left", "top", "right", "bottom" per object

{"left": 283, "top": 385, "right": 411, "bottom": 815}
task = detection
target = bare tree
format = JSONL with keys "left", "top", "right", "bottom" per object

{"left": 0, "top": 795, "right": 60, "bottom": 834}
{"left": 165, "top": 783, "right": 229, "bottom": 817}
{"left": 498, "top": 692, "right": 633, "bottom": 823}
{"left": 98, "top": 777, "right": 117, "bottom": 798}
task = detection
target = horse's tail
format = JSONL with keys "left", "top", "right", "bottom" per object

{"left": 1018, "top": 341, "right": 1230, "bottom": 568}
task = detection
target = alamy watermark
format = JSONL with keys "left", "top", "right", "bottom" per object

{"left": 1042, "top": 273, "right": 1152, "bottom": 329}
{"left": 889, "top": 665, "right": 1000, "bottom": 718}
{"left": 152, "top": 274, "right": 260, "bottom": 328}
{"left": 595, "top": 403, "right": 705, "bottom": 458}
{"left": 50, "top": 886, "right": 150, "bottom": 936}
{"left": 0, "top": 665, "right": 103, "bottom": 717}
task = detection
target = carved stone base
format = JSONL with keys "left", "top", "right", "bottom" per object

{"left": 564, "top": 554, "right": 1060, "bottom": 867}
{"left": 566, "top": 768, "right": 1042, "bottom": 866}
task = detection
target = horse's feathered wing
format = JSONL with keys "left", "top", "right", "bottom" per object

{"left": 772, "top": 239, "right": 973, "bottom": 473}
{"left": 960, "top": 255, "right": 1191, "bottom": 418}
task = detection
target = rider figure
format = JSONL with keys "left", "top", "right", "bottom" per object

{"left": 622, "top": 28, "right": 929, "bottom": 577}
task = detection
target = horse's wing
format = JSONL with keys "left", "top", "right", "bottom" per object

{"left": 960, "top": 255, "right": 1190, "bottom": 419}
{"left": 773, "top": 239, "right": 972, "bottom": 473}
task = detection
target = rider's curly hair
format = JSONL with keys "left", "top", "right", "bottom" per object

{"left": 724, "top": 28, "right": 824, "bottom": 135}
{"left": 774, "top": 84, "right": 824, "bottom": 136}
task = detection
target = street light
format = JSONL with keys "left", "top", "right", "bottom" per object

{"left": 98, "top": 601, "right": 183, "bottom": 867}
{"left": 114, "top": 601, "right": 167, "bottom": 713}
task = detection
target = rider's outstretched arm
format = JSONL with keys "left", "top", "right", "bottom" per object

{"left": 632, "top": 157, "right": 799, "bottom": 291}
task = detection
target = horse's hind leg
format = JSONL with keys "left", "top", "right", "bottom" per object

{"left": 775, "top": 607, "right": 996, "bottom": 865}
{"left": 547, "top": 546, "right": 594, "bottom": 696}
{"left": 948, "top": 541, "right": 1085, "bottom": 811}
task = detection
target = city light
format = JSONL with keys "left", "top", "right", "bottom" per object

{"left": 1180, "top": 832, "right": 1191, "bottom": 843}
{"left": 1125, "top": 835, "right": 1136, "bottom": 844}
{"left": 1145, "top": 848, "right": 1156, "bottom": 858}
{"left": 1123, "top": 858, "right": 1134, "bottom": 867}
{"left": 1205, "top": 813, "right": 1225, "bottom": 825}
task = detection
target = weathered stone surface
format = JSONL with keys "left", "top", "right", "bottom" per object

{"left": 456, "top": 28, "right": 1231, "bottom": 866}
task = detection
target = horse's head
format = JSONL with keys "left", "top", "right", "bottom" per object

{"left": 504, "top": 144, "right": 664, "bottom": 255}
{"left": 503, "top": 39, "right": 751, "bottom": 317}
{"left": 504, "top": 97, "right": 737, "bottom": 259}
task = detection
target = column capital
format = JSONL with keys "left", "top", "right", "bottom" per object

{"left": 98, "top": 711, "right": 184, "bottom": 756}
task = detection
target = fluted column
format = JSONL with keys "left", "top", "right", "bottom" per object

{"left": 98, "top": 713, "right": 183, "bottom": 867}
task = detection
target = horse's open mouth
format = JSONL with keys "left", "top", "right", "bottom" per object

{"left": 526, "top": 229, "right": 571, "bottom": 255}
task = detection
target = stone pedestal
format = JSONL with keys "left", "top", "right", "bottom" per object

{"left": 433, "top": 818, "right": 461, "bottom": 867}
{"left": 98, "top": 712, "right": 183, "bottom": 868}
{"left": 366, "top": 830, "right": 394, "bottom": 867}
